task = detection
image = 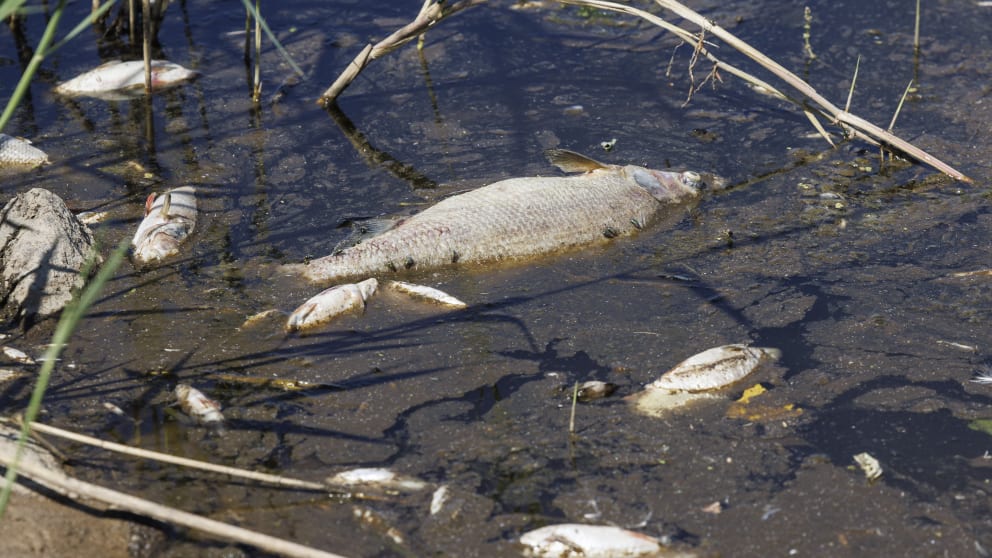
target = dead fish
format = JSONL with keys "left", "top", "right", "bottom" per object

{"left": 853, "top": 452, "right": 883, "bottom": 482}
{"left": 386, "top": 280, "right": 467, "bottom": 308}
{"left": 131, "top": 186, "right": 197, "bottom": 264}
{"left": 239, "top": 308, "right": 287, "bottom": 330}
{"left": 285, "top": 278, "right": 378, "bottom": 332}
{"left": 647, "top": 344, "right": 781, "bottom": 393}
{"left": 576, "top": 380, "right": 617, "bottom": 402}
{"left": 174, "top": 383, "right": 225, "bottom": 427}
{"left": 0, "top": 134, "right": 49, "bottom": 168}
{"left": 325, "top": 467, "right": 429, "bottom": 492}
{"left": 289, "top": 150, "right": 707, "bottom": 284}
{"left": 54, "top": 59, "right": 199, "bottom": 101}
{"left": 519, "top": 524, "right": 677, "bottom": 558}
{"left": 2, "top": 346, "right": 35, "bottom": 365}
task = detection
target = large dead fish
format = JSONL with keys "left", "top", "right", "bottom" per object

{"left": 0, "top": 134, "right": 49, "bottom": 168}
{"left": 132, "top": 186, "right": 197, "bottom": 264}
{"left": 54, "top": 60, "right": 199, "bottom": 101}
{"left": 289, "top": 150, "right": 707, "bottom": 284}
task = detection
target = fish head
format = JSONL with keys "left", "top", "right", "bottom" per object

{"left": 132, "top": 221, "right": 192, "bottom": 263}
{"left": 150, "top": 62, "right": 200, "bottom": 89}
{"left": 624, "top": 165, "right": 705, "bottom": 201}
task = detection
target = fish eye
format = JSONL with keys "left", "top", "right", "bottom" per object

{"left": 680, "top": 171, "right": 702, "bottom": 188}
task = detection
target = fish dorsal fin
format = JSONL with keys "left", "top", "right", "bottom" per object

{"left": 545, "top": 149, "right": 609, "bottom": 174}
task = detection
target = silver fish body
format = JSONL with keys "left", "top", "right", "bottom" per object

{"left": 285, "top": 278, "right": 378, "bottom": 332}
{"left": 54, "top": 60, "right": 198, "bottom": 100}
{"left": 386, "top": 280, "right": 467, "bottom": 308}
{"left": 174, "top": 383, "right": 225, "bottom": 427}
{"left": 519, "top": 524, "right": 668, "bottom": 558}
{"left": 648, "top": 344, "right": 781, "bottom": 393}
{"left": 131, "top": 186, "right": 197, "bottom": 264}
{"left": 0, "top": 134, "right": 49, "bottom": 168}
{"left": 292, "top": 150, "right": 704, "bottom": 284}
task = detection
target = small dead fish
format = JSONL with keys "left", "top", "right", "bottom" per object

{"left": 290, "top": 149, "right": 709, "bottom": 284}
{"left": 102, "top": 402, "right": 125, "bottom": 416}
{"left": 519, "top": 524, "right": 673, "bottom": 558}
{"left": 285, "top": 278, "right": 378, "bottom": 332}
{"left": 131, "top": 186, "right": 197, "bottom": 264}
{"left": 0, "top": 134, "right": 49, "bottom": 168}
{"left": 386, "top": 280, "right": 467, "bottom": 308}
{"left": 647, "top": 344, "right": 781, "bottom": 393}
{"left": 77, "top": 210, "right": 111, "bottom": 225}
{"left": 576, "top": 380, "right": 617, "bottom": 402}
{"left": 54, "top": 60, "right": 199, "bottom": 101}
{"left": 174, "top": 383, "right": 225, "bottom": 427}
{"left": 430, "top": 485, "right": 450, "bottom": 516}
{"left": 326, "top": 467, "right": 429, "bottom": 492}
{"left": 2, "top": 346, "right": 35, "bottom": 365}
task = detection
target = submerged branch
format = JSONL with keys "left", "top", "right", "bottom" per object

{"left": 557, "top": 0, "right": 970, "bottom": 183}
{"left": 318, "top": 0, "right": 486, "bottom": 105}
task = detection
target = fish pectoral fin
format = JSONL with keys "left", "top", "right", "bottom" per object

{"left": 333, "top": 218, "right": 400, "bottom": 254}
{"left": 545, "top": 149, "right": 609, "bottom": 174}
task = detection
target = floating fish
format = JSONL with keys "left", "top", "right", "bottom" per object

{"left": 0, "top": 134, "right": 49, "bottom": 168}
{"left": 647, "top": 344, "right": 781, "bottom": 393}
{"left": 2, "top": 346, "right": 34, "bottom": 365}
{"left": 285, "top": 278, "right": 378, "bottom": 332}
{"left": 325, "top": 467, "right": 429, "bottom": 492}
{"left": 386, "top": 280, "right": 467, "bottom": 308}
{"left": 131, "top": 186, "right": 197, "bottom": 264}
{"left": 174, "top": 383, "right": 225, "bottom": 427}
{"left": 630, "top": 344, "right": 781, "bottom": 416}
{"left": 54, "top": 60, "right": 199, "bottom": 101}
{"left": 576, "top": 380, "right": 617, "bottom": 402}
{"left": 289, "top": 150, "right": 708, "bottom": 284}
{"left": 519, "top": 524, "right": 681, "bottom": 558}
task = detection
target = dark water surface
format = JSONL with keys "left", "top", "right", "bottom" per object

{"left": 2, "top": 0, "right": 992, "bottom": 556}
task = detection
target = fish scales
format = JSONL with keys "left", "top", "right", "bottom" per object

{"left": 0, "top": 134, "right": 48, "bottom": 168}
{"left": 297, "top": 151, "right": 703, "bottom": 284}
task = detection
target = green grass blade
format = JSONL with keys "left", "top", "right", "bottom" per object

{"left": 0, "top": 0, "right": 68, "bottom": 133}
{"left": 0, "top": 237, "right": 130, "bottom": 518}
{"left": 0, "top": 0, "right": 27, "bottom": 22}
{"left": 239, "top": 0, "right": 304, "bottom": 77}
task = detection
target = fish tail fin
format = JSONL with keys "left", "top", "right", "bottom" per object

{"left": 545, "top": 149, "right": 610, "bottom": 174}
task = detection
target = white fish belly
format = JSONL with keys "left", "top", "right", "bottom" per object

{"left": 302, "top": 173, "right": 661, "bottom": 283}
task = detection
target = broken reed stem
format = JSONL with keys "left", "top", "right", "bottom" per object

{"left": 845, "top": 55, "right": 860, "bottom": 114}
{"left": 558, "top": 0, "right": 971, "bottom": 183}
{"left": 569, "top": 381, "right": 579, "bottom": 434}
{"left": 889, "top": 80, "right": 915, "bottom": 131}
{"left": 141, "top": 0, "right": 151, "bottom": 95}
{"left": 317, "top": 0, "right": 485, "bottom": 105}
{"left": 0, "top": 451, "right": 348, "bottom": 558}
{"left": 802, "top": 6, "right": 816, "bottom": 60}
{"left": 252, "top": 0, "right": 261, "bottom": 102}
{"left": 914, "top": 0, "right": 921, "bottom": 52}
{"left": 13, "top": 419, "right": 328, "bottom": 492}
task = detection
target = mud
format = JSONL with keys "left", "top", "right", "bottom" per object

{"left": 1, "top": 0, "right": 991, "bottom": 556}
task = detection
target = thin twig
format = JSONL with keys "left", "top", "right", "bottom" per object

{"left": 318, "top": 0, "right": 485, "bottom": 105}
{"left": 0, "top": 451, "right": 349, "bottom": 558}
{"left": 558, "top": 0, "right": 970, "bottom": 182}
{"left": 9, "top": 419, "right": 328, "bottom": 492}
{"left": 844, "top": 55, "right": 860, "bottom": 114}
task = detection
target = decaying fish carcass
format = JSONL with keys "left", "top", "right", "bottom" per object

{"left": 288, "top": 150, "right": 709, "bottom": 284}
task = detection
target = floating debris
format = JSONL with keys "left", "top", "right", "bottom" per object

{"left": 54, "top": 59, "right": 199, "bottom": 101}
{"left": 2, "top": 346, "right": 35, "bottom": 365}
{"left": 970, "top": 367, "right": 992, "bottom": 385}
{"left": 519, "top": 524, "right": 680, "bottom": 558}
{"left": 576, "top": 380, "right": 617, "bottom": 402}
{"left": 701, "top": 501, "right": 723, "bottom": 514}
{"left": 102, "top": 402, "right": 125, "bottom": 416}
{"left": 239, "top": 308, "right": 286, "bottom": 330}
{"left": 289, "top": 149, "right": 708, "bottom": 284}
{"left": 387, "top": 280, "right": 466, "bottom": 308}
{"left": 935, "top": 340, "right": 979, "bottom": 353}
{"left": 174, "top": 383, "right": 225, "bottom": 428}
{"left": 600, "top": 138, "right": 617, "bottom": 151}
{"left": 430, "top": 485, "right": 450, "bottom": 516}
{"left": 353, "top": 507, "right": 406, "bottom": 546}
{"left": 325, "top": 468, "right": 429, "bottom": 493}
{"left": 132, "top": 186, "right": 198, "bottom": 264}
{"left": 853, "top": 452, "right": 882, "bottom": 482}
{"left": 0, "top": 369, "right": 25, "bottom": 383}
{"left": 0, "top": 134, "right": 49, "bottom": 168}
{"left": 76, "top": 210, "right": 111, "bottom": 225}
{"left": 285, "top": 278, "right": 378, "bottom": 332}
{"left": 648, "top": 344, "right": 781, "bottom": 393}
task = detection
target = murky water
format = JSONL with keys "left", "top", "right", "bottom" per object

{"left": 2, "top": 0, "right": 992, "bottom": 556}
